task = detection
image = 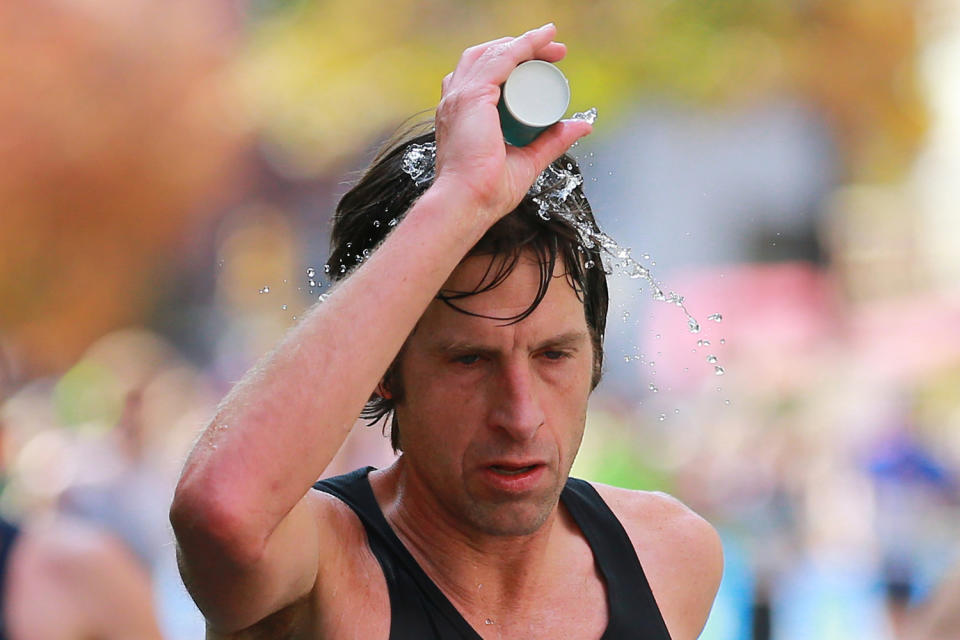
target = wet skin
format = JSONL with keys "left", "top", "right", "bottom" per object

{"left": 383, "top": 252, "right": 594, "bottom": 540}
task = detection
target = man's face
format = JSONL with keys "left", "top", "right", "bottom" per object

{"left": 394, "top": 252, "right": 594, "bottom": 537}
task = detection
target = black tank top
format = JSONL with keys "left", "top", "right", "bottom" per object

{"left": 313, "top": 467, "right": 671, "bottom": 639}
{"left": 0, "top": 517, "right": 20, "bottom": 640}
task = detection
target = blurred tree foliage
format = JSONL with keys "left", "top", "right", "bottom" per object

{"left": 0, "top": 0, "right": 929, "bottom": 377}
{"left": 240, "top": 0, "right": 927, "bottom": 180}
{"left": 0, "top": 0, "right": 249, "bottom": 375}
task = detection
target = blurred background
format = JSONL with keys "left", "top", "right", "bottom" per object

{"left": 2, "top": 0, "right": 959, "bottom": 637}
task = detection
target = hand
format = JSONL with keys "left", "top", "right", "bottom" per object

{"left": 432, "top": 24, "right": 592, "bottom": 221}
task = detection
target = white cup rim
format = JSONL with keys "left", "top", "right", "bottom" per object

{"left": 503, "top": 60, "right": 571, "bottom": 127}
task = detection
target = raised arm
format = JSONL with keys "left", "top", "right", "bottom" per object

{"left": 169, "top": 23, "right": 591, "bottom": 634}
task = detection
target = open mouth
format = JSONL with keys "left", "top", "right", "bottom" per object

{"left": 489, "top": 464, "right": 539, "bottom": 476}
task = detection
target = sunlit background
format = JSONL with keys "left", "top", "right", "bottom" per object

{"left": 2, "top": 0, "right": 959, "bottom": 637}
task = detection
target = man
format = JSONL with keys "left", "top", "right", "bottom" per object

{"left": 0, "top": 350, "right": 163, "bottom": 639}
{"left": 0, "top": 514, "right": 165, "bottom": 639}
{"left": 171, "top": 24, "right": 723, "bottom": 639}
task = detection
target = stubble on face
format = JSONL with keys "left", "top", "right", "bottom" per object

{"left": 393, "top": 254, "right": 594, "bottom": 540}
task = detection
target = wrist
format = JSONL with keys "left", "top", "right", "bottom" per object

{"left": 416, "top": 175, "right": 501, "bottom": 241}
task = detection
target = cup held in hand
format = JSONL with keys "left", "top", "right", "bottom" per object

{"left": 497, "top": 60, "right": 570, "bottom": 147}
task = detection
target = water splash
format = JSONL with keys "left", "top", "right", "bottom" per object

{"left": 398, "top": 130, "right": 722, "bottom": 378}
{"left": 570, "top": 107, "right": 598, "bottom": 125}
{"left": 528, "top": 162, "right": 584, "bottom": 220}
{"left": 401, "top": 142, "right": 437, "bottom": 186}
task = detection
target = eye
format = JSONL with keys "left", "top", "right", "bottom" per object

{"left": 454, "top": 354, "right": 481, "bottom": 365}
{"left": 541, "top": 350, "right": 570, "bottom": 361}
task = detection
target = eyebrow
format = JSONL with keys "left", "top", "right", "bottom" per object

{"left": 431, "top": 330, "right": 590, "bottom": 356}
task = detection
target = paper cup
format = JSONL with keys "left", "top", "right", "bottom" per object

{"left": 497, "top": 60, "right": 571, "bottom": 147}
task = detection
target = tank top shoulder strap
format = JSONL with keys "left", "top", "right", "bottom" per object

{"left": 561, "top": 478, "right": 672, "bottom": 640}
{"left": 313, "top": 468, "right": 482, "bottom": 640}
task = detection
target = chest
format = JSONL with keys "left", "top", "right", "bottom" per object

{"left": 313, "top": 545, "right": 609, "bottom": 640}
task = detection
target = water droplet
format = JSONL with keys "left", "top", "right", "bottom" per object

{"left": 401, "top": 142, "right": 437, "bottom": 186}
{"left": 308, "top": 279, "right": 316, "bottom": 287}
{"left": 674, "top": 408, "right": 680, "bottom": 414}
{"left": 720, "top": 338, "right": 726, "bottom": 345}
{"left": 319, "top": 293, "right": 330, "bottom": 302}
{"left": 570, "top": 107, "right": 598, "bottom": 124}
{"left": 259, "top": 286, "right": 270, "bottom": 294}
{"left": 323, "top": 264, "right": 331, "bottom": 274}
{"left": 649, "top": 384, "right": 658, "bottom": 393}
{"left": 621, "top": 311, "right": 630, "bottom": 321}
{"left": 306, "top": 267, "right": 316, "bottom": 278}
{"left": 706, "top": 355, "right": 718, "bottom": 364}
{"left": 688, "top": 318, "right": 701, "bottom": 333}
{"left": 623, "top": 355, "right": 631, "bottom": 363}
{"left": 724, "top": 399, "right": 731, "bottom": 405}
{"left": 708, "top": 313, "right": 723, "bottom": 322}
{"left": 657, "top": 413, "right": 666, "bottom": 421}
{"left": 655, "top": 333, "right": 661, "bottom": 339}
{"left": 373, "top": 220, "right": 381, "bottom": 228}
{"left": 714, "top": 366, "right": 725, "bottom": 376}
{"left": 697, "top": 339, "right": 711, "bottom": 347}
{"left": 584, "top": 259, "right": 595, "bottom": 269}
{"left": 281, "top": 304, "right": 288, "bottom": 310}
{"left": 339, "top": 265, "right": 347, "bottom": 274}
{"left": 485, "top": 618, "right": 494, "bottom": 626}
{"left": 388, "top": 218, "right": 398, "bottom": 227}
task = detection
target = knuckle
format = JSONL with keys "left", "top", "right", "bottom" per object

{"left": 479, "top": 41, "right": 511, "bottom": 61}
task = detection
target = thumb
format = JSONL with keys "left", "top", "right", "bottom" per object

{"left": 514, "top": 119, "right": 593, "bottom": 178}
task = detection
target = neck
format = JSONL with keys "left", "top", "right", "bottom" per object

{"left": 370, "top": 458, "right": 571, "bottom": 619}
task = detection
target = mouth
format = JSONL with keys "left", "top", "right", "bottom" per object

{"left": 479, "top": 462, "right": 547, "bottom": 493}
{"left": 489, "top": 464, "right": 540, "bottom": 476}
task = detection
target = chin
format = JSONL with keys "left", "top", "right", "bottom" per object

{"left": 467, "top": 497, "right": 556, "bottom": 537}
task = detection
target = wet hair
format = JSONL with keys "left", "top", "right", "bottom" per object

{"left": 327, "top": 127, "right": 608, "bottom": 452}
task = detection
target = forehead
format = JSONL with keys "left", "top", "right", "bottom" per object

{"left": 415, "top": 253, "right": 587, "bottom": 343}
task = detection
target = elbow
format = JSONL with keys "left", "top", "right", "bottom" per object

{"left": 170, "top": 477, "right": 267, "bottom": 569}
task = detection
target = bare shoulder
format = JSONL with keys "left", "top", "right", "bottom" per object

{"left": 9, "top": 516, "right": 162, "bottom": 639}
{"left": 19, "top": 516, "right": 142, "bottom": 576}
{"left": 590, "top": 483, "right": 723, "bottom": 640}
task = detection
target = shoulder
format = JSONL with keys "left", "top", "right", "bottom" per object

{"left": 7, "top": 516, "right": 162, "bottom": 638}
{"left": 17, "top": 516, "right": 141, "bottom": 577}
{"left": 590, "top": 482, "right": 723, "bottom": 640}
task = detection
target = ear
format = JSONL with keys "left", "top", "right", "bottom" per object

{"left": 376, "top": 380, "right": 392, "bottom": 400}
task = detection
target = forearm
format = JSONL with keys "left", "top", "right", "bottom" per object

{"left": 171, "top": 180, "right": 488, "bottom": 555}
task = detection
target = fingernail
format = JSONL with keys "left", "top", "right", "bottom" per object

{"left": 540, "top": 22, "right": 555, "bottom": 30}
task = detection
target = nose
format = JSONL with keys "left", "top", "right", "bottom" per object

{"left": 488, "top": 359, "right": 545, "bottom": 441}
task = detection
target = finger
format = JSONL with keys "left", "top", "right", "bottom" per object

{"left": 460, "top": 36, "right": 514, "bottom": 67}
{"left": 441, "top": 72, "right": 453, "bottom": 96}
{"left": 450, "top": 36, "right": 514, "bottom": 85}
{"left": 533, "top": 41, "right": 567, "bottom": 63}
{"left": 511, "top": 119, "right": 592, "bottom": 175}
{"left": 469, "top": 23, "right": 559, "bottom": 85}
